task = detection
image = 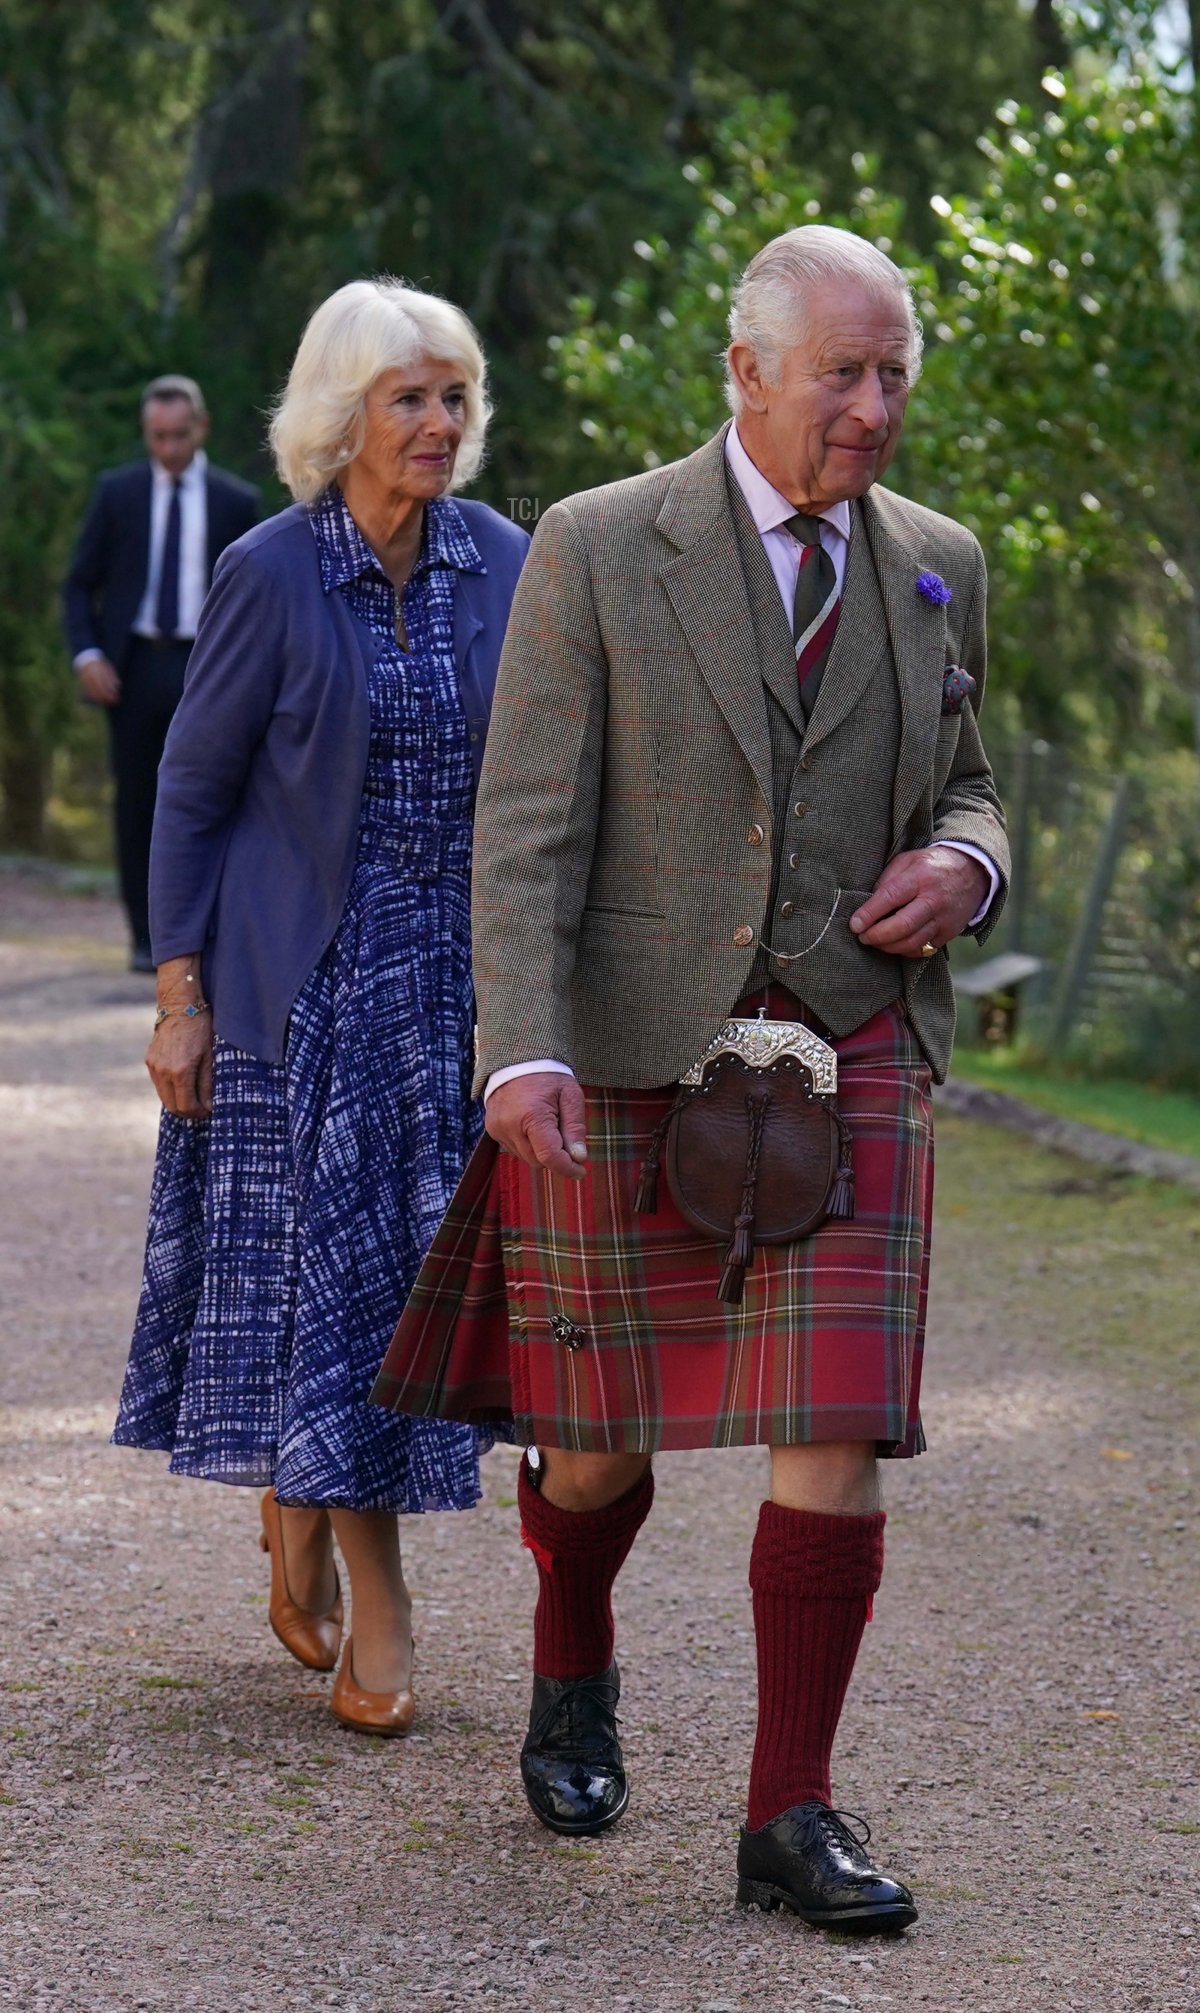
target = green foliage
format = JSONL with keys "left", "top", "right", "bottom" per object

{"left": 552, "top": 97, "right": 925, "bottom": 478}
{"left": 2, "top": 0, "right": 1042, "bottom": 849}
{"left": 1, "top": 0, "right": 1193, "bottom": 849}
{"left": 907, "top": 67, "right": 1199, "bottom": 747}
{"left": 554, "top": 64, "right": 1200, "bottom": 758}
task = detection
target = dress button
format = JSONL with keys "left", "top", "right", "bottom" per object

{"left": 733, "top": 925, "right": 755, "bottom": 948}
{"left": 780, "top": 900, "right": 796, "bottom": 919}
{"left": 794, "top": 800, "right": 808, "bottom": 818}
{"left": 747, "top": 823, "right": 765, "bottom": 847}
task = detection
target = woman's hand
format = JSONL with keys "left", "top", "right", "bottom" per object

{"left": 146, "top": 1013, "right": 213, "bottom": 1118}
{"left": 146, "top": 953, "right": 214, "bottom": 1118}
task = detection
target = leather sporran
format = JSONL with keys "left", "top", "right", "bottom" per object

{"left": 633, "top": 1017, "right": 854, "bottom": 1306}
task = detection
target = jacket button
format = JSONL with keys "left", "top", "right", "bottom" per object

{"left": 794, "top": 800, "right": 808, "bottom": 818}
{"left": 780, "top": 900, "right": 796, "bottom": 919}
{"left": 747, "top": 823, "right": 765, "bottom": 847}
{"left": 733, "top": 925, "right": 755, "bottom": 948}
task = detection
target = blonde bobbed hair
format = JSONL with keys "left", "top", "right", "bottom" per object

{"left": 269, "top": 278, "right": 492, "bottom": 502}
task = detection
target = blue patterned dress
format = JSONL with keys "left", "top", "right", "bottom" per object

{"left": 113, "top": 490, "right": 492, "bottom": 1512}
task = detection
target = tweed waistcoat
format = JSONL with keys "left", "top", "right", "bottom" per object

{"left": 727, "top": 476, "right": 906, "bottom": 1025}
{"left": 470, "top": 428, "right": 1009, "bottom": 1093}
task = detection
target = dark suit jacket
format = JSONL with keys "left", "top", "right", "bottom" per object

{"left": 150, "top": 499, "right": 529, "bottom": 1063}
{"left": 61, "top": 458, "right": 260, "bottom": 666}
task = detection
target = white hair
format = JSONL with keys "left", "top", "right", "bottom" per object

{"left": 724, "top": 225, "right": 923, "bottom": 414}
{"left": 269, "top": 277, "right": 493, "bottom": 502}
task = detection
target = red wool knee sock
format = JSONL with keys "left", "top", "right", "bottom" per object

{"left": 518, "top": 1456, "right": 654, "bottom": 1680}
{"left": 745, "top": 1499, "right": 885, "bottom": 1832}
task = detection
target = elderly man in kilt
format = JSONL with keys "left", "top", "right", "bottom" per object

{"left": 373, "top": 225, "right": 1008, "bottom": 1931}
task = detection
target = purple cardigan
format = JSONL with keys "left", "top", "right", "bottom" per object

{"left": 149, "top": 499, "right": 529, "bottom": 1062}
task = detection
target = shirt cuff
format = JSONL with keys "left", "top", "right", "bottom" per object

{"left": 484, "top": 1059, "right": 575, "bottom": 1104}
{"left": 934, "top": 841, "right": 999, "bottom": 929}
{"left": 73, "top": 649, "right": 104, "bottom": 670}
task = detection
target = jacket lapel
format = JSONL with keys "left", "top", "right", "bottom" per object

{"left": 725, "top": 469, "right": 806, "bottom": 735}
{"left": 656, "top": 430, "right": 774, "bottom": 809}
{"left": 860, "top": 488, "right": 947, "bottom": 842}
{"left": 132, "top": 463, "right": 153, "bottom": 601}
{"left": 204, "top": 471, "right": 222, "bottom": 584}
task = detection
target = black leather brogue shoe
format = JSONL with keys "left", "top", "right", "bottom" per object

{"left": 736, "top": 1802, "right": 917, "bottom": 1933}
{"left": 519, "top": 1663, "right": 628, "bottom": 1837}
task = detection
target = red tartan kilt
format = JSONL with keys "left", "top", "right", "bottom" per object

{"left": 372, "top": 1001, "right": 933, "bottom": 1456}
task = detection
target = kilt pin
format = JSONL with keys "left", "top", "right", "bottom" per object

{"left": 374, "top": 410, "right": 1008, "bottom": 1930}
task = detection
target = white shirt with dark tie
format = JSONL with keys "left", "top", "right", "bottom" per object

{"left": 73, "top": 450, "right": 209, "bottom": 668}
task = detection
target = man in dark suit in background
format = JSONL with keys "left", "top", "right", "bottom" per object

{"left": 62, "top": 375, "right": 259, "bottom": 969}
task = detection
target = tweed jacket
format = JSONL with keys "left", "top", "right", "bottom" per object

{"left": 471, "top": 425, "right": 1009, "bottom": 1092}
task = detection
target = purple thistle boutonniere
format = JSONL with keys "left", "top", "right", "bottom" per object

{"left": 916, "top": 570, "right": 952, "bottom": 605}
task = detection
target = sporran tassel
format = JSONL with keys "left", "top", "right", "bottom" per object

{"left": 826, "top": 1110, "right": 856, "bottom": 1220}
{"left": 717, "top": 1088, "right": 770, "bottom": 1304}
{"left": 633, "top": 1095, "right": 685, "bottom": 1216}
{"left": 718, "top": 1253, "right": 749, "bottom": 1304}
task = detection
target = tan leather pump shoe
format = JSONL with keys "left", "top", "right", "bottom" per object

{"left": 330, "top": 1636, "right": 416, "bottom": 1736}
{"left": 259, "top": 1487, "right": 343, "bottom": 1672}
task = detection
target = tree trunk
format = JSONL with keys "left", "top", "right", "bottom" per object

{"left": 1032, "top": 0, "right": 1070, "bottom": 72}
{"left": 0, "top": 698, "right": 48, "bottom": 852}
{"left": 198, "top": 3, "right": 307, "bottom": 391}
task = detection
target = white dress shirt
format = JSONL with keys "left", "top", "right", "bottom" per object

{"left": 485, "top": 427, "right": 997, "bottom": 1102}
{"left": 74, "top": 450, "right": 210, "bottom": 669}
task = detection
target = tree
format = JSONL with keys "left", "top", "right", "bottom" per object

{"left": 910, "top": 64, "right": 1199, "bottom": 751}
{"left": 0, "top": 0, "right": 1077, "bottom": 848}
{"left": 552, "top": 66, "right": 1199, "bottom": 759}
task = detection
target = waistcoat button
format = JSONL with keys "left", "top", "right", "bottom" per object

{"left": 732, "top": 925, "right": 754, "bottom": 948}
{"left": 747, "top": 823, "right": 765, "bottom": 847}
{"left": 780, "top": 900, "right": 796, "bottom": 919}
{"left": 788, "top": 851, "right": 800, "bottom": 869}
{"left": 794, "top": 800, "right": 808, "bottom": 818}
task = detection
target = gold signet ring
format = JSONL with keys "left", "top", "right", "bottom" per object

{"left": 920, "top": 942, "right": 937, "bottom": 957}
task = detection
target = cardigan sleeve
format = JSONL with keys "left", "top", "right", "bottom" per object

{"left": 149, "top": 543, "right": 285, "bottom": 962}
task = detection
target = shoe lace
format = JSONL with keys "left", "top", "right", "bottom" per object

{"left": 795, "top": 1805, "right": 872, "bottom": 1856}
{"left": 531, "top": 1674, "right": 621, "bottom": 1752}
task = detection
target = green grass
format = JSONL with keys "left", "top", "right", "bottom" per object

{"left": 951, "top": 1045, "right": 1200, "bottom": 1160}
{"left": 934, "top": 1114, "right": 1200, "bottom": 1412}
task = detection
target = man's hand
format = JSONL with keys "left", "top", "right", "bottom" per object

{"left": 849, "top": 847, "right": 989, "bottom": 957}
{"left": 78, "top": 656, "right": 121, "bottom": 706}
{"left": 485, "top": 1071, "right": 589, "bottom": 1181}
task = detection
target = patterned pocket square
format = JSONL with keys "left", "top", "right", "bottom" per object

{"left": 941, "top": 664, "right": 977, "bottom": 715}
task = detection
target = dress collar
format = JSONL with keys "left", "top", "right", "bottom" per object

{"left": 309, "top": 486, "right": 485, "bottom": 596}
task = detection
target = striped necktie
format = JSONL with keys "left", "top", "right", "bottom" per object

{"left": 785, "top": 512, "right": 840, "bottom": 716}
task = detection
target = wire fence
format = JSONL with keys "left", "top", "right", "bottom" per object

{"left": 954, "top": 738, "right": 1200, "bottom": 1090}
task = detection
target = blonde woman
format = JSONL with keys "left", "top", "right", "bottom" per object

{"left": 114, "top": 280, "right": 528, "bottom": 1731}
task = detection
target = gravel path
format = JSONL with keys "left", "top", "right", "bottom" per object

{"left": 2, "top": 886, "right": 1197, "bottom": 2013}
